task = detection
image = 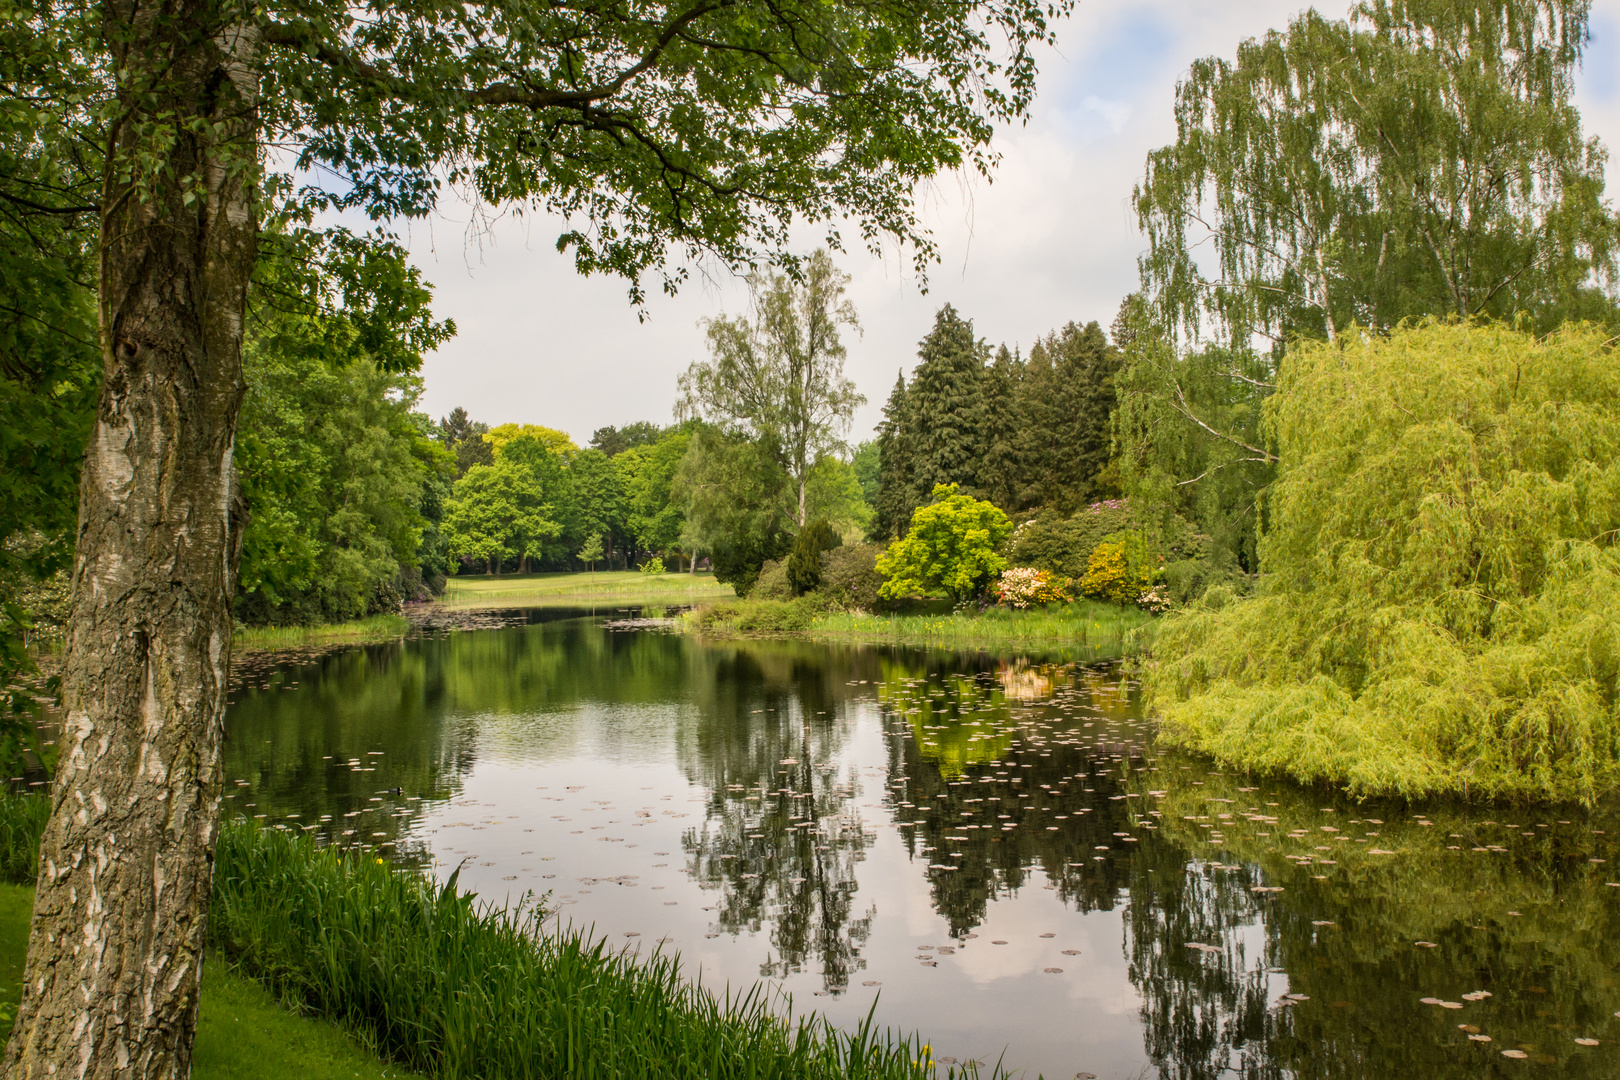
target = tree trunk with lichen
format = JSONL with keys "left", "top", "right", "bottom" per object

{"left": 1, "top": 4, "right": 258, "bottom": 1077}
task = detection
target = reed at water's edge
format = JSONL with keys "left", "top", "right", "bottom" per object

{"left": 0, "top": 798, "right": 994, "bottom": 1079}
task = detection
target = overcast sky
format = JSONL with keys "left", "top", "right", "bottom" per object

{"left": 403, "top": 0, "right": 1620, "bottom": 447}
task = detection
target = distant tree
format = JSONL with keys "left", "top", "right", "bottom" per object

{"left": 438, "top": 407, "right": 494, "bottom": 477}
{"left": 877, "top": 483, "right": 1012, "bottom": 602}
{"left": 443, "top": 434, "right": 572, "bottom": 573}
{"left": 804, "top": 456, "right": 871, "bottom": 540}
{"left": 851, "top": 441, "right": 881, "bottom": 519}
{"left": 589, "top": 421, "right": 666, "bottom": 458}
{"left": 485, "top": 423, "right": 579, "bottom": 462}
{"left": 621, "top": 432, "right": 693, "bottom": 568}
{"left": 578, "top": 534, "right": 604, "bottom": 572}
{"left": 680, "top": 249, "right": 865, "bottom": 527}
{"left": 978, "top": 345, "right": 1025, "bottom": 511}
{"left": 873, "top": 373, "right": 915, "bottom": 538}
{"left": 787, "top": 518, "right": 843, "bottom": 595}
{"left": 905, "top": 305, "right": 989, "bottom": 506}
{"left": 1016, "top": 321, "right": 1119, "bottom": 512}
{"left": 675, "top": 427, "right": 793, "bottom": 591}
{"left": 570, "top": 448, "right": 629, "bottom": 566}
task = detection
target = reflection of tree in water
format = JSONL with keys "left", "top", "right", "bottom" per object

{"left": 1123, "top": 762, "right": 1620, "bottom": 1079}
{"left": 877, "top": 657, "right": 1159, "bottom": 937}
{"left": 679, "top": 640, "right": 882, "bottom": 994}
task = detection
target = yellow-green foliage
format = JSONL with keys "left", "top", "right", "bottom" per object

{"left": 876, "top": 484, "right": 1012, "bottom": 601}
{"left": 1076, "top": 531, "right": 1155, "bottom": 605}
{"left": 1148, "top": 322, "right": 1620, "bottom": 803}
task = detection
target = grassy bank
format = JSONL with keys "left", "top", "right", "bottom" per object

{"left": 0, "top": 885, "right": 424, "bottom": 1079}
{"left": 233, "top": 613, "right": 411, "bottom": 650}
{"left": 0, "top": 798, "right": 987, "bottom": 1079}
{"left": 437, "top": 569, "right": 736, "bottom": 611}
{"left": 690, "top": 597, "right": 1155, "bottom": 658}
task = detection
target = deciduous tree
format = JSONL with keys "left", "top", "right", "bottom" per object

{"left": 680, "top": 250, "right": 865, "bottom": 527}
{"left": 7, "top": 0, "right": 1068, "bottom": 1067}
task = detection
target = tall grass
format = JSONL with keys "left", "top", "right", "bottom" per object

{"left": 0, "top": 804, "right": 985, "bottom": 1077}
{"left": 812, "top": 600, "right": 1154, "bottom": 657}
{"left": 233, "top": 613, "right": 411, "bottom": 650}
{"left": 0, "top": 794, "right": 48, "bottom": 884}
{"left": 210, "top": 819, "right": 991, "bottom": 1079}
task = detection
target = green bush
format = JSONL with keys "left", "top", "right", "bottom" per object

{"left": 749, "top": 558, "right": 793, "bottom": 601}
{"left": 877, "top": 485, "right": 1013, "bottom": 602}
{"left": 690, "top": 597, "right": 824, "bottom": 633}
{"left": 1149, "top": 322, "right": 1620, "bottom": 803}
{"left": 786, "top": 519, "right": 842, "bottom": 596}
{"left": 1006, "top": 502, "right": 1134, "bottom": 580}
{"left": 819, "top": 543, "right": 886, "bottom": 610}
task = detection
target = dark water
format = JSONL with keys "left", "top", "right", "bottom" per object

{"left": 224, "top": 616, "right": 1620, "bottom": 1078}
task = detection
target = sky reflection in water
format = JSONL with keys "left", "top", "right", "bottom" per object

{"left": 224, "top": 615, "right": 1620, "bottom": 1079}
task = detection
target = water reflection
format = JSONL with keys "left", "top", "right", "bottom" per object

{"left": 224, "top": 619, "right": 1620, "bottom": 1078}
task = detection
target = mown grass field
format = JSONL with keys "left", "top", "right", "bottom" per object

{"left": 436, "top": 569, "right": 736, "bottom": 610}
{"left": 0, "top": 885, "right": 424, "bottom": 1080}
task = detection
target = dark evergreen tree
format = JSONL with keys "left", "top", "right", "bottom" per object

{"left": 1015, "top": 321, "right": 1118, "bottom": 511}
{"left": 589, "top": 421, "right": 664, "bottom": 457}
{"left": 438, "top": 406, "right": 494, "bottom": 477}
{"left": 978, "top": 344, "right": 1025, "bottom": 511}
{"left": 873, "top": 372, "right": 914, "bottom": 538}
{"left": 904, "top": 304, "right": 989, "bottom": 506}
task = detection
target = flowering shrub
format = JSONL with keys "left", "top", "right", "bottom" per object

{"left": 1136, "top": 587, "right": 1172, "bottom": 614}
{"left": 1077, "top": 531, "right": 1158, "bottom": 605}
{"left": 992, "top": 567, "right": 1072, "bottom": 609}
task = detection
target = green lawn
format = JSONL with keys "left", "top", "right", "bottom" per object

{"left": 0, "top": 885, "right": 422, "bottom": 1080}
{"left": 437, "top": 569, "right": 736, "bottom": 610}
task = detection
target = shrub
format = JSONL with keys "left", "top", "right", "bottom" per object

{"left": 1148, "top": 322, "right": 1620, "bottom": 803}
{"left": 819, "top": 543, "right": 885, "bottom": 610}
{"left": 991, "top": 567, "right": 1072, "bottom": 609}
{"left": 877, "top": 484, "right": 1013, "bottom": 602}
{"left": 786, "top": 519, "right": 842, "bottom": 596}
{"left": 638, "top": 556, "right": 670, "bottom": 575}
{"left": 750, "top": 558, "right": 793, "bottom": 600}
{"left": 1006, "top": 502, "right": 1136, "bottom": 580}
{"left": 1076, "top": 531, "right": 1157, "bottom": 605}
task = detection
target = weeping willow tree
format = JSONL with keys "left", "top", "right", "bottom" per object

{"left": 1147, "top": 322, "right": 1620, "bottom": 803}
{"left": 1118, "top": 0, "right": 1619, "bottom": 576}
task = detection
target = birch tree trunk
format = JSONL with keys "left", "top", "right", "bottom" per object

{"left": 2, "top": 4, "right": 258, "bottom": 1076}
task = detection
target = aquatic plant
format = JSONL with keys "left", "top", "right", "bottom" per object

{"left": 1148, "top": 322, "right": 1620, "bottom": 803}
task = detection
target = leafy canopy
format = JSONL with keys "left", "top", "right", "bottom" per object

{"left": 244, "top": 0, "right": 1073, "bottom": 300}
{"left": 680, "top": 250, "right": 864, "bottom": 526}
{"left": 1147, "top": 322, "right": 1620, "bottom": 803}
{"left": 1135, "top": 0, "right": 1618, "bottom": 351}
{"left": 877, "top": 484, "right": 1012, "bottom": 601}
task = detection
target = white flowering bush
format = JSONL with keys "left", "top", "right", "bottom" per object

{"left": 992, "top": 567, "right": 1072, "bottom": 609}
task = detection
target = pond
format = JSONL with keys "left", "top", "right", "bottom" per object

{"left": 225, "top": 614, "right": 1620, "bottom": 1079}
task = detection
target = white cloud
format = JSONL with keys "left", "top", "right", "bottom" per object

{"left": 1081, "top": 95, "right": 1132, "bottom": 133}
{"left": 408, "top": 0, "right": 1620, "bottom": 446}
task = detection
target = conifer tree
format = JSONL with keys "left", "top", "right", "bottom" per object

{"left": 978, "top": 345, "right": 1025, "bottom": 510}
{"left": 873, "top": 373, "right": 915, "bottom": 538}
{"left": 905, "top": 304, "right": 990, "bottom": 506}
{"left": 1016, "top": 321, "right": 1118, "bottom": 511}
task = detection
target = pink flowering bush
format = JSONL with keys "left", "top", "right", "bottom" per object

{"left": 992, "top": 567, "right": 1072, "bottom": 609}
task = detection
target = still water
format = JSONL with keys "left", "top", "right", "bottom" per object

{"left": 225, "top": 614, "right": 1620, "bottom": 1078}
